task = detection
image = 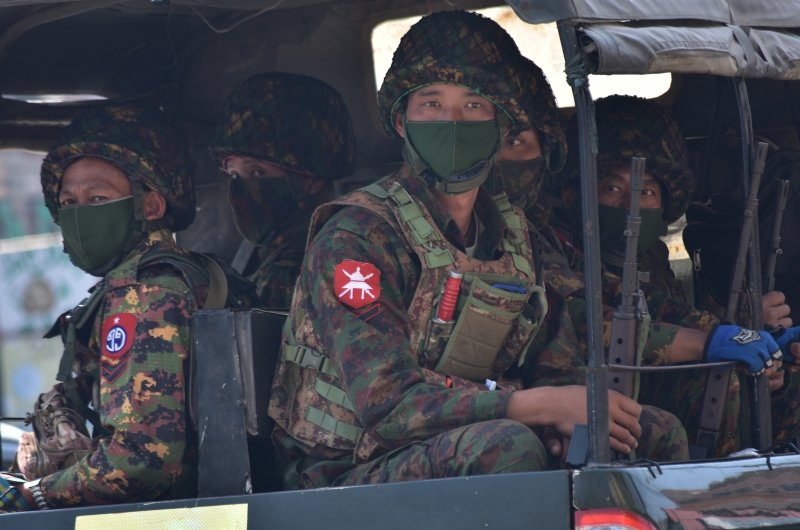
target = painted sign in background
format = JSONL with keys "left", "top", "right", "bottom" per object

{"left": 0, "top": 239, "right": 96, "bottom": 416}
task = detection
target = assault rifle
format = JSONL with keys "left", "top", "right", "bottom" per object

{"left": 608, "top": 157, "right": 650, "bottom": 400}
{"left": 764, "top": 179, "right": 791, "bottom": 293}
{"left": 695, "top": 142, "right": 770, "bottom": 457}
{"left": 738, "top": 142, "right": 772, "bottom": 450}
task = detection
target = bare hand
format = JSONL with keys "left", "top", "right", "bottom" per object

{"left": 763, "top": 290, "right": 792, "bottom": 329}
{"left": 785, "top": 342, "right": 800, "bottom": 374}
{"left": 766, "top": 361, "right": 785, "bottom": 392}
{"left": 508, "top": 386, "right": 641, "bottom": 455}
{"left": 15, "top": 432, "right": 39, "bottom": 481}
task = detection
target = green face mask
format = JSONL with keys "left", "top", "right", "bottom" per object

{"left": 404, "top": 119, "right": 500, "bottom": 194}
{"left": 59, "top": 196, "right": 136, "bottom": 275}
{"left": 598, "top": 203, "right": 665, "bottom": 266}
{"left": 495, "top": 158, "right": 547, "bottom": 211}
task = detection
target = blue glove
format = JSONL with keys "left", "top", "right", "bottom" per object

{"left": 704, "top": 324, "right": 781, "bottom": 375}
{"left": 0, "top": 475, "right": 29, "bottom": 512}
{"left": 770, "top": 325, "right": 800, "bottom": 364}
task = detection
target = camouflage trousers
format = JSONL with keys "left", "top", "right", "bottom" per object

{"left": 335, "top": 420, "right": 547, "bottom": 486}
{"left": 768, "top": 370, "right": 800, "bottom": 446}
{"left": 634, "top": 405, "right": 690, "bottom": 462}
{"left": 639, "top": 370, "right": 740, "bottom": 457}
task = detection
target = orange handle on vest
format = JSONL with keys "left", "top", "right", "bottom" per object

{"left": 435, "top": 270, "right": 463, "bottom": 323}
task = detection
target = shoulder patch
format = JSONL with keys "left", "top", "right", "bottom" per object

{"left": 101, "top": 313, "right": 137, "bottom": 382}
{"left": 334, "top": 260, "right": 381, "bottom": 309}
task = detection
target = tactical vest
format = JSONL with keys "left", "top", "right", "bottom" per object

{"left": 270, "top": 175, "right": 547, "bottom": 463}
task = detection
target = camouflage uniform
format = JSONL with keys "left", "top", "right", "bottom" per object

{"left": 26, "top": 105, "right": 205, "bottom": 508}
{"left": 542, "top": 96, "right": 744, "bottom": 456}
{"left": 210, "top": 72, "right": 357, "bottom": 309}
{"left": 267, "top": 11, "right": 688, "bottom": 490}
{"left": 588, "top": 96, "right": 800, "bottom": 449}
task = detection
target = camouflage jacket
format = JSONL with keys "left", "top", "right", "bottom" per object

{"left": 545, "top": 218, "right": 718, "bottom": 333}
{"left": 247, "top": 205, "right": 316, "bottom": 309}
{"left": 40, "top": 230, "right": 203, "bottom": 508}
{"left": 268, "top": 166, "right": 542, "bottom": 489}
{"left": 527, "top": 223, "right": 688, "bottom": 387}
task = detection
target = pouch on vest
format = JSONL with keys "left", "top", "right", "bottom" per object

{"left": 434, "top": 273, "right": 545, "bottom": 381}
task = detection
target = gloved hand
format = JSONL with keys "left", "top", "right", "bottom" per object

{"left": 770, "top": 325, "right": 800, "bottom": 364}
{"left": 0, "top": 475, "right": 29, "bottom": 512}
{"left": 704, "top": 324, "right": 781, "bottom": 375}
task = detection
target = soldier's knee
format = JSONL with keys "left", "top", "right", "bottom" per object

{"left": 639, "top": 406, "right": 689, "bottom": 462}
{"left": 457, "top": 420, "right": 547, "bottom": 474}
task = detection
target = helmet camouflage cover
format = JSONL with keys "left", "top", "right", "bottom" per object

{"left": 41, "top": 104, "right": 195, "bottom": 230}
{"left": 565, "top": 95, "right": 694, "bottom": 223}
{"left": 209, "top": 72, "right": 357, "bottom": 181}
{"left": 518, "top": 57, "right": 567, "bottom": 172}
{"left": 377, "top": 10, "right": 530, "bottom": 137}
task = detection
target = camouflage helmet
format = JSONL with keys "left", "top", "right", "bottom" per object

{"left": 564, "top": 95, "right": 694, "bottom": 223}
{"left": 518, "top": 57, "right": 567, "bottom": 173}
{"left": 209, "top": 72, "right": 357, "bottom": 181}
{"left": 377, "top": 10, "right": 530, "bottom": 137}
{"left": 41, "top": 104, "right": 195, "bottom": 230}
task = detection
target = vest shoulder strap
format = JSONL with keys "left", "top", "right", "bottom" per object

{"left": 492, "top": 192, "right": 534, "bottom": 278}
{"left": 138, "top": 250, "right": 233, "bottom": 310}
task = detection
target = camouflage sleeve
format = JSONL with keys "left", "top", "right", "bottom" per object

{"left": 303, "top": 207, "right": 511, "bottom": 452}
{"left": 640, "top": 319, "right": 681, "bottom": 366}
{"left": 599, "top": 290, "right": 681, "bottom": 367}
{"left": 40, "top": 277, "right": 191, "bottom": 507}
{"left": 648, "top": 294, "right": 719, "bottom": 332}
{"left": 525, "top": 289, "right": 587, "bottom": 387}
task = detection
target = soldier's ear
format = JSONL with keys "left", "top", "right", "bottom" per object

{"left": 393, "top": 111, "right": 406, "bottom": 138}
{"left": 143, "top": 190, "right": 167, "bottom": 221}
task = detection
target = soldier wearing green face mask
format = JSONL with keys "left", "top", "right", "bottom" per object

{"left": 209, "top": 72, "right": 357, "bottom": 309}
{"left": 514, "top": 95, "right": 788, "bottom": 457}
{"left": 266, "top": 11, "right": 691, "bottom": 490}
{"left": 0, "top": 104, "right": 254, "bottom": 513}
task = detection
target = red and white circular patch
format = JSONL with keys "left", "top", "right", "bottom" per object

{"left": 334, "top": 260, "right": 381, "bottom": 309}
{"left": 101, "top": 313, "right": 137, "bottom": 359}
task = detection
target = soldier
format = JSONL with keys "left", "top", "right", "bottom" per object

{"left": 267, "top": 10, "right": 688, "bottom": 491}
{"left": 487, "top": 57, "right": 566, "bottom": 229}
{"left": 209, "top": 72, "right": 357, "bottom": 309}
{"left": 510, "top": 95, "right": 793, "bottom": 456}
{"left": 0, "top": 104, "right": 248, "bottom": 511}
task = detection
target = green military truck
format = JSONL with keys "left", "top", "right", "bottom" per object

{"left": 2, "top": 1, "right": 800, "bottom": 528}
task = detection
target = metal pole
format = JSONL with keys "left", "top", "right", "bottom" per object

{"left": 733, "top": 77, "right": 772, "bottom": 450}
{"left": 557, "top": 21, "right": 610, "bottom": 465}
